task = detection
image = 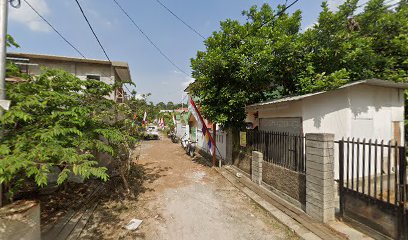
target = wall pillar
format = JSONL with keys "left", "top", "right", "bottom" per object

{"left": 305, "top": 133, "right": 335, "bottom": 223}
{"left": 225, "top": 129, "right": 233, "bottom": 165}
{"left": 251, "top": 151, "right": 263, "bottom": 185}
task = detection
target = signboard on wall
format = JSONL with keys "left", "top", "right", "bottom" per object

{"left": 240, "top": 131, "right": 247, "bottom": 147}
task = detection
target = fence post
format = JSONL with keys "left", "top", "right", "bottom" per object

{"left": 398, "top": 146, "right": 407, "bottom": 240}
{"left": 251, "top": 151, "right": 263, "bottom": 185}
{"left": 338, "top": 139, "right": 344, "bottom": 219}
{"left": 305, "top": 133, "right": 335, "bottom": 223}
{"left": 224, "top": 128, "right": 233, "bottom": 165}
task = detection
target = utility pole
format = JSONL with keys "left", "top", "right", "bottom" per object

{"left": 0, "top": 0, "right": 8, "bottom": 207}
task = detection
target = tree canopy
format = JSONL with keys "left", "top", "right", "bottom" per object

{"left": 190, "top": 0, "right": 408, "bottom": 129}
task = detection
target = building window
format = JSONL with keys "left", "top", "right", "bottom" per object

{"left": 86, "top": 74, "right": 100, "bottom": 81}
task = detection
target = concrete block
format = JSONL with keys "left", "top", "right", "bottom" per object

{"left": 306, "top": 168, "right": 334, "bottom": 180}
{"left": 305, "top": 140, "right": 334, "bottom": 149}
{"left": 252, "top": 151, "right": 263, "bottom": 159}
{"left": 305, "top": 133, "right": 335, "bottom": 223}
{"left": 306, "top": 191, "right": 335, "bottom": 205}
{"left": 305, "top": 133, "right": 334, "bottom": 142}
{"left": 306, "top": 147, "right": 334, "bottom": 157}
{"left": 306, "top": 181, "right": 334, "bottom": 195}
{"left": 0, "top": 200, "right": 41, "bottom": 240}
{"left": 306, "top": 202, "right": 335, "bottom": 222}
{"left": 306, "top": 161, "right": 334, "bottom": 172}
{"left": 306, "top": 154, "right": 334, "bottom": 165}
{"left": 306, "top": 174, "right": 332, "bottom": 187}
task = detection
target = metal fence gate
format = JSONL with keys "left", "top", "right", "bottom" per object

{"left": 338, "top": 138, "right": 407, "bottom": 239}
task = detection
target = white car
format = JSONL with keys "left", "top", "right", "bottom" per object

{"left": 146, "top": 125, "right": 159, "bottom": 140}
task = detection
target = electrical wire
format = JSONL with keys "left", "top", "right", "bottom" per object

{"left": 244, "top": 0, "right": 300, "bottom": 37}
{"left": 112, "top": 0, "right": 190, "bottom": 77}
{"left": 23, "top": 0, "right": 134, "bottom": 96}
{"left": 22, "top": 0, "right": 86, "bottom": 58}
{"left": 124, "top": 84, "right": 133, "bottom": 95}
{"left": 154, "top": 0, "right": 205, "bottom": 40}
{"left": 74, "top": 0, "right": 111, "bottom": 61}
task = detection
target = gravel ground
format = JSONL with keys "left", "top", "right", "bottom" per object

{"left": 80, "top": 135, "right": 299, "bottom": 240}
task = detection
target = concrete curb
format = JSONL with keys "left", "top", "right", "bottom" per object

{"left": 215, "top": 166, "right": 322, "bottom": 240}
{"left": 214, "top": 165, "right": 373, "bottom": 240}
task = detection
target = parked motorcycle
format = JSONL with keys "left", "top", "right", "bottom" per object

{"left": 181, "top": 134, "right": 188, "bottom": 149}
{"left": 186, "top": 139, "right": 197, "bottom": 157}
{"left": 169, "top": 132, "right": 178, "bottom": 143}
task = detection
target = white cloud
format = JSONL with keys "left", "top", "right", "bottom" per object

{"left": 135, "top": 94, "right": 144, "bottom": 100}
{"left": 303, "top": 21, "right": 317, "bottom": 31}
{"left": 328, "top": 0, "right": 399, "bottom": 12}
{"left": 181, "top": 77, "right": 195, "bottom": 89}
{"left": 9, "top": 0, "right": 51, "bottom": 32}
{"left": 327, "top": 0, "right": 346, "bottom": 11}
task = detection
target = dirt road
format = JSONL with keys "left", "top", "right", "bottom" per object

{"left": 82, "top": 135, "right": 298, "bottom": 239}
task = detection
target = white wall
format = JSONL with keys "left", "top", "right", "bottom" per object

{"left": 246, "top": 84, "right": 405, "bottom": 179}
{"left": 196, "top": 129, "right": 227, "bottom": 160}
{"left": 27, "top": 59, "right": 116, "bottom": 100}
{"left": 176, "top": 121, "right": 186, "bottom": 139}
{"left": 302, "top": 85, "right": 404, "bottom": 143}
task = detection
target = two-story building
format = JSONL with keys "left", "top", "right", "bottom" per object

{"left": 7, "top": 52, "right": 132, "bottom": 103}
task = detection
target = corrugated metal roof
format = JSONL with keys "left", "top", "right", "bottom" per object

{"left": 246, "top": 79, "right": 408, "bottom": 109}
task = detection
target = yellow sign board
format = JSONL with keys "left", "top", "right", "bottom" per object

{"left": 240, "top": 131, "right": 247, "bottom": 147}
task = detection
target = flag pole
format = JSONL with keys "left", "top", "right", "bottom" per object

{"left": 212, "top": 123, "right": 216, "bottom": 167}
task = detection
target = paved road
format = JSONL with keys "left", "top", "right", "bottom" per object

{"left": 126, "top": 135, "right": 298, "bottom": 240}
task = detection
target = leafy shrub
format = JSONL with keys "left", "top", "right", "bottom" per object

{"left": 0, "top": 69, "right": 136, "bottom": 200}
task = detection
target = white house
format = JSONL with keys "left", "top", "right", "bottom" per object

{"left": 245, "top": 79, "right": 408, "bottom": 178}
{"left": 246, "top": 79, "right": 407, "bottom": 143}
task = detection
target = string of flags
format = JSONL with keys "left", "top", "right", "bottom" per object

{"left": 188, "top": 96, "right": 216, "bottom": 155}
{"left": 142, "top": 111, "right": 147, "bottom": 125}
{"left": 159, "top": 118, "right": 165, "bottom": 129}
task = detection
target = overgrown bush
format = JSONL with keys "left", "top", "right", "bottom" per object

{"left": 0, "top": 68, "right": 137, "bottom": 200}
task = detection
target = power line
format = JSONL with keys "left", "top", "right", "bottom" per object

{"left": 112, "top": 0, "right": 190, "bottom": 77}
{"left": 23, "top": 0, "right": 134, "bottom": 95}
{"left": 23, "top": 0, "right": 86, "bottom": 58}
{"left": 124, "top": 84, "right": 133, "bottom": 96}
{"left": 74, "top": 0, "right": 110, "bottom": 61}
{"left": 154, "top": 0, "right": 205, "bottom": 40}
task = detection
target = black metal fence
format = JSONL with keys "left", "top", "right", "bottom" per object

{"left": 246, "top": 130, "right": 306, "bottom": 173}
{"left": 338, "top": 138, "right": 407, "bottom": 239}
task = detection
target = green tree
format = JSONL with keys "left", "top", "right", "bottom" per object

{"left": 1, "top": 68, "right": 136, "bottom": 199}
{"left": 166, "top": 101, "right": 175, "bottom": 109}
{"left": 190, "top": 4, "right": 303, "bottom": 128}
{"left": 156, "top": 101, "right": 166, "bottom": 110}
{"left": 126, "top": 92, "right": 160, "bottom": 123}
{"left": 190, "top": 0, "right": 408, "bottom": 129}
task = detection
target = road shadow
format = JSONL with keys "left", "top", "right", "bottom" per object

{"left": 78, "top": 161, "right": 168, "bottom": 239}
{"left": 191, "top": 152, "right": 214, "bottom": 168}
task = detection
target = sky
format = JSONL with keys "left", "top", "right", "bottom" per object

{"left": 7, "top": 0, "right": 365, "bottom": 104}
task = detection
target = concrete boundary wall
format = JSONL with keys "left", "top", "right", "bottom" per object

{"left": 246, "top": 133, "right": 336, "bottom": 224}
{"left": 262, "top": 161, "right": 306, "bottom": 206}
